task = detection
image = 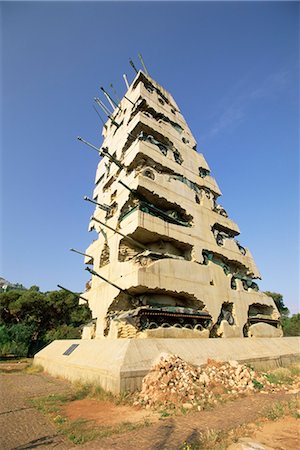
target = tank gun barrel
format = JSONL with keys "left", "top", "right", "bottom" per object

{"left": 138, "top": 52, "right": 149, "bottom": 76}
{"left": 93, "top": 98, "right": 120, "bottom": 128}
{"left": 90, "top": 216, "right": 146, "bottom": 250}
{"left": 123, "top": 73, "right": 130, "bottom": 90}
{"left": 129, "top": 58, "right": 139, "bottom": 74}
{"left": 70, "top": 248, "right": 93, "bottom": 260}
{"left": 77, "top": 137, "right": 124, "bottom": 169}
{"left": 100, "top": 86, "right": 122, "bottom": 112}
{"left": 57, "top": 285, "right": 88, "bottom": 302}
{"left": 83, "top": 196, "right": 111, "bottom": 212}
{"left": 85, "top": 267, "right": 129, "bottom": 295}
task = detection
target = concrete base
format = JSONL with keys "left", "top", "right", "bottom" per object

{"left": 34, "top": 337, "right": 300, "bottom": 394}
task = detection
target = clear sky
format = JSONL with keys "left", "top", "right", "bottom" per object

{"left": 1, "top": 1, "right": 299, "bottom": 313}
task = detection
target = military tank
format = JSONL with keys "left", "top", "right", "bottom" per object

{"left": 105, "top": 304, "right": 212, "bottom": 339}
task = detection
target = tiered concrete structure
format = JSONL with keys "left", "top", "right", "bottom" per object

{"left": 82, "top": 71, "right": 282, "bottom": 340}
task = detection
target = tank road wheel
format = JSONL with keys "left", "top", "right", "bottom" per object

{"left": 139, "top": 315, "right": 150, "bottom": 330}
{"left": 148, "top": 322, "right": 158, "bottom": 329}
{"left": 183, "top": 324, "right": 193, "bottom": 329}
{"left": 161, "top": 323, "right": 170, "bottom": 328}
{"left": 194, "top": 324, "right": 203, "bottom": 331}
{"left": 173, "top": 323, "right": 182, "bottom": 328}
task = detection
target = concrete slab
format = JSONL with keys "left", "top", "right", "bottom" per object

{"left": 34, "top": 337, "right": 300, "bottom": 394}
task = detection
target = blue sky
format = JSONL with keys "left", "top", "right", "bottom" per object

{"left": 1, "top": 2, "right": 299, "bottom": 313}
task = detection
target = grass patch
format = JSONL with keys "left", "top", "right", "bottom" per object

{"left": 30, "top": 381, "right": 134, "bottom": 415}
{"left": 30, "top": 382, "right": 149, "bottom": 444}
{"left": 62, "top": 419, "right": 150, "bottom": 444}
{"left": 25, "top": 364, "right": 44, "bottom": 374}
{"left": 289, "top": 365, "right": 300, "bottom": 377}
{"left": 264, "top": 367, "right": 293, "bottom": 385}
{"left": 252, "top": 378, "right": 264, "bottom": 390}
{"left": 70, "top": 381, "right": 133, "bottom": 404}
{"left": 263, "top": 399, "right": 299, "bottom": 421}
{"left": 159, "top": 409, "right": 171, "bottom": 418}
{"left": 178, "top": 429, "right": 227, "bottom": 450}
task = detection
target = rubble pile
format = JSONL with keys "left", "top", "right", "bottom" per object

{"left": 134, "top": 354, "right": 300, "bottom": 410}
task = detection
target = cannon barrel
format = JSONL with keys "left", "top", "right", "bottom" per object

{"left": 57, "top": 284, "right": 88, "bottom": 302}
{"left": 77, "top": 137, "right": 124, "bottom": 169}
{"left": 100, "top": 86, "right": 122, "bottom": 112}
{"left": 85, "top": 267, "right": 130, "bottom": 295}
{"left": 84, "top": 196, "right": 111, "bottom": 212}
{"left": 90, "top": 216, "right": 146, "bottom": 250}
{"left": 70, "top": 248, "right": 93, "bottom": 260}
{"left": 129, "top": 58, "right": 139, "bottom": 74}
{"left": 138, "top": 52, "right": 149, "bottom": 76}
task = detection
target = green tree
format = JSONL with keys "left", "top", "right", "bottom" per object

{"left": 44, "top": 325, "right": 81, "bottom": 342}
{"left": 0, "top": 286, "right": 91, "bottom": 357}
{"left": 281, "top": 314, "right": 300, "bottom": 336}
{"left": 264, "top": 291, "right": 290, "bottom": 317}
{"left": 0, "top": 323, "right": 35, "bottom": 357}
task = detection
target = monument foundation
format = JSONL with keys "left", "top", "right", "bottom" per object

{"left": 34, "top": 337, "right": 300, "bottom": 394}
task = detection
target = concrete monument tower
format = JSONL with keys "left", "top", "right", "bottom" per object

{"left": 35, "top": 64, "right": 300, "bottom": 393}
{"left": 80, "top": 70, "right": 282, "bottom": 341}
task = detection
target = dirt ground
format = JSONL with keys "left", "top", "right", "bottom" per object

{"left": 235, "top": 417, "right": 300, "bottom": 450}
{"left": 63, "top": 398, "right": 159, "bottom": 426}
{"left": 0, "top": 363, "right": 299, "bottom": 449}
{"left": 68, "top": 393, "right": 299, "bottom": 449}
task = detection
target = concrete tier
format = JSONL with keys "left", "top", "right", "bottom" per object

{"left": 34, "top": 337, "right": 300, "bottom": 394}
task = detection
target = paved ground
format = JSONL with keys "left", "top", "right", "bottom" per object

{"left": 0, "top": 371, "right": 71, "bottom": 450}
{"left": 0, "top": 369, "right": 298, "bottom": 450}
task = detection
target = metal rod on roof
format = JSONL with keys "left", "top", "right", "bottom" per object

{"left": 90, "top": 216, "right": 146, "bottom": 250}
{"left": 83, "top": 196, "right": 111, "bottom": 212}
{"left": 123, "top": 73, "right": 130, "bottom": 89}
{"left": 70, "top": 248, "right": 93, "bottom": 259}
{"left": 57, "top": 284, "right": 88, "bottom": 302}
{"left": 129, "top": 58, "right": 139, "bottom": 74}
{"left": 138, "top": 52, "right": 149, "bottom": 76}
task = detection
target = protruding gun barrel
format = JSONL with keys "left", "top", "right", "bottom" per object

{"left": 90, "top": 216, "right": 146, "bottom": 250}
{"left": 100, "top": 86, "right": 122, "bottom": 112}
{"left": 85, "top": 267, "right": 129, "bottom": 295}
{"left": 57, "top": 284, "right": 88, "bottom": 302}
{"left": 94, "top": 97, "right": 120, "bottom": 128}
{"left": 70, "top": 248, "right": 93, "bottom": 261}
{"left": 77, "top": 137, "right": 124, "bottom": 169}
{"left": 83, "top": 196, "right": 111, "bottom": 213}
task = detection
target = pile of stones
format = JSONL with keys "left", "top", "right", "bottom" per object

{"left": 134, "top": 354, "right": 299, "bottom": 410}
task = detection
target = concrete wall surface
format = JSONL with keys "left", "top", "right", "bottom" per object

{"left": 34, "top": 337, "right": 300, "bottom": 393}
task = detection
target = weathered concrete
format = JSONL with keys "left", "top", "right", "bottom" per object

{"left": 34, "top": 337, "right": 300, "bottom": 394}
{"left": 81, "top": 70, "right": 282, "bottom": 340}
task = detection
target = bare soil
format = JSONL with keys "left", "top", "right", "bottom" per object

{"left": 64, "top": 392, "right": 299, "bottom": 449}
{"left": 63, "top": 399, "right": 158, "bottom": 426}
{"left": 250, "top": 417, "right": 299, "bottom": 450}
